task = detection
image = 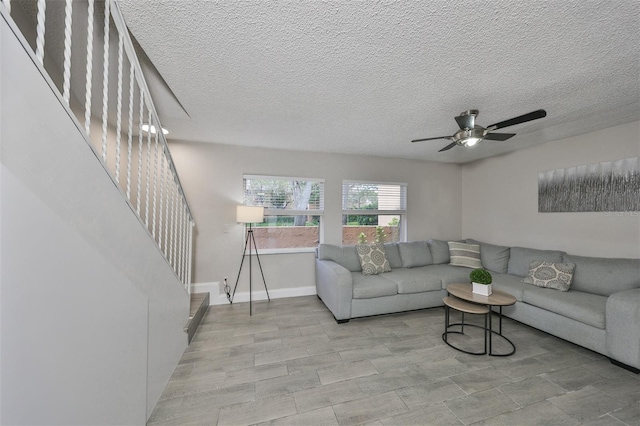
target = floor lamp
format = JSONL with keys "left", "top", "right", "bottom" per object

{"left": 229, "top": 205, "right": 270, "bottom": 315}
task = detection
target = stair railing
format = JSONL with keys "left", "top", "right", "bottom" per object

{"left": 1, "top": 0, "right": 195, "bottom": 293}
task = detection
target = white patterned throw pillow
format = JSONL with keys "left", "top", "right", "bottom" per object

{"left": 356, "top": 244, "right": 391, "bottom": 276}
{"left": 522, "top": 261, "right": 576, "bottom": 291}
{"left": 448, "top": 242, "right": 482, "bottom": 269}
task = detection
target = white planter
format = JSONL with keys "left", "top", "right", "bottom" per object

{"left": 472, "top": 282, "right": 492, "bottom": 296}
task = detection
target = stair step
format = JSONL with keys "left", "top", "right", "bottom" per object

{"left": 184, "top": 293, "right": 209, "bottom": 344}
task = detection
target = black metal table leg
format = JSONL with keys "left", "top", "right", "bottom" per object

{"left": 488, "top": 305, "right": 516, "bottom": 357}
{"left": 484, "top": 310, "right": 488, "bottom": 355}
{"left": 489, "top": 306, "right": 492, "bottom": 355}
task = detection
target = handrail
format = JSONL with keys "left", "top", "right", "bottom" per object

{"left": 109, "top": 1, "right": 192, "bottom": 221}
{"left": 1, "top": 0, "right": 195, "bottom": 292}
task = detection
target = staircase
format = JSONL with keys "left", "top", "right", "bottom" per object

{"left": 1, "top": 1, "right": 197, "bottom": 424}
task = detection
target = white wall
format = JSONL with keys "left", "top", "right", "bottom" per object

{"left": 168, "top": 141, "right": 463, "bottom": 292}
{"left": 462, "top": 121, "right": 640, "bottom": 258}
{"left": 1, "top": 166, "right": 150, "bottom": 424}
{"left": 1, "top": 17, "right": 188, "bottom": 424}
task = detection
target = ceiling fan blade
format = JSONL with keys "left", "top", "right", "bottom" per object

{"left": 438, "top": 142, "right": 458, "bottom": 152}
{"left": 455, "top": 114, "right": 475, "bottom": 130}
{"left": 411, "top": 136, "right": 452, "bottom": 143}
{"left": 484, "top": 132, "right": 516, "bottom": 141}
{"left": 487, "top": 109, "right": 547, "bottom": 130}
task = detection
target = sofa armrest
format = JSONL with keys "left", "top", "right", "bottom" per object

{"left": 606, "top": 288, "right": 640, "bottom": 370}
{"left": 316, "top": 259, "right": 353, "bottom": 321}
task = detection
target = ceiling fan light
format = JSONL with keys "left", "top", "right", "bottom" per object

{"left": 465, "top": 137, "right": 481, "bottom": 147}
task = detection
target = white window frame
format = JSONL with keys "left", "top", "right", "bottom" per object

{"left": 243, "top": 174, "right": 325, "bottom": 253}
{"left": 342, "top": 180, "right": 407, "bottom": 243}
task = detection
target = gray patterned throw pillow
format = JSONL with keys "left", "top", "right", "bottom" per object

{"left": 356, "top": 244, "right": 391, "bottom": 276}
{"left": 522, "top": 261, "right": 576, "bottom": 291}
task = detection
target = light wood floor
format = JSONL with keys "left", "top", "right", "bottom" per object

{"left": 148, "top": 295, "right": 640, "bottom": 425}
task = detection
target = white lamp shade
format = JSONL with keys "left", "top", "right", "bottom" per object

{"left": 237, "top": 206, "right": 264, "bottom": 223}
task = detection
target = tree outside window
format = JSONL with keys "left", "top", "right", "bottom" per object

{"left": 243, "top": 176, "right": 324, "bottom": 250}
{"left": 342, "top": 181, "right": 407, "bottom": 244}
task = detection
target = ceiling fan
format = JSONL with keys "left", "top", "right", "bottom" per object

{"left": 411, "top": 109, "right": 547, "bottom": 152}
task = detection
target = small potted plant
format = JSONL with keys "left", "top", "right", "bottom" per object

{"left": 470, "top": 268, "right": 493, "bottom": 296}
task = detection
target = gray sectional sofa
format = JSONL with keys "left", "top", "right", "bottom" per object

{"left": 315, "top": 239, "right": 640, "bottom": 371}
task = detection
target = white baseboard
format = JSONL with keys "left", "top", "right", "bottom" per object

{"left": 191, "top": 282, "right": 317, "bottom": 306}
{"left": 191, "top": 282, "right": 220, "bottom": 298}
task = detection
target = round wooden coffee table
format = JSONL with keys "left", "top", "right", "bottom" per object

{"left": 443, "top": 283, "right": 517, "bottom": 356}
{"left": 442, "top": 296, "right": 491, "bottom": 355}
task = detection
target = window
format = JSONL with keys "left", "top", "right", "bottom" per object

{"left": 243, "top": 175, "right": 324, "bottom": 251}
{"left": 342, "top": 180, "right": 407, "bottom": 244}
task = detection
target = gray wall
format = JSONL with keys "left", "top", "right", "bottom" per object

{"left": 1, "top": 17, "right": 188, "bottom": 425}
{"left": 168, "top": 141, "right": 463, "bottom": 288}
{"left": 462, "top": 121, "right": 640, "bottom": 258}
{"left": 173, "top": 122, "right": 640, "bottom": 297}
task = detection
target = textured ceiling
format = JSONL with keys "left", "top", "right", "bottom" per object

{"left": 118, "top": 0, "right": 640, "bottom": 164}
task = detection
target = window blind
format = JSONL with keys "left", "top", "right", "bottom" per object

{"left": 244, "top": 175, "right": 324, "bottom": 216}
{"left": 342, "top": 180, "right": 407, "bottom": 215}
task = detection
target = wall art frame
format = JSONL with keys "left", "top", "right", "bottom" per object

{"left": 538, "top": 156, "right": 639, "bottom": 213}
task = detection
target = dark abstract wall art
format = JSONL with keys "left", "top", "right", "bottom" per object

{"left": 538, "top": 157, "right": 640, "bottom": 212}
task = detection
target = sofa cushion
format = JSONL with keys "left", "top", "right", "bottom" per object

{"left": 428, "top": 239, "right": 450, "bottom": 264}
{"left": 424, "top": 264, "right": 474, "bottom": 287}
{"left": 522, "top": 287, "right": 607, "bottom": 329}
{"left": 384, "top": 243, "right": 403, "bottom": 269}
{"left": 507, "top": 247, "right": 564, "bottom": 277}
{"left": 351, "top": 273, "right": 398, "bottom": 299}
{"left": 398, "top": 241, "right": 433, "bottom": 268}
{"left": 563, "top": 254, "right": 640, "bottom": 297}
{"left": 382, "top": 267, "right": 442, "bottom": 294}
{"left": 490, "top": 273, "right": 530, "bottom": 301}
{"left": 356, "top": 243, "right": 391, "bottom": 276}
{"left": 466, "top": 239, "right": 511, "bottom": 274}
{"left": 522, "top": 261, "right": 576, "bottom": 292}
{"left": 318, "top": 244, "right": 361, "bottom": 272}
{"left": 448, "top": 242, "right": 482, "bottom": 269}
